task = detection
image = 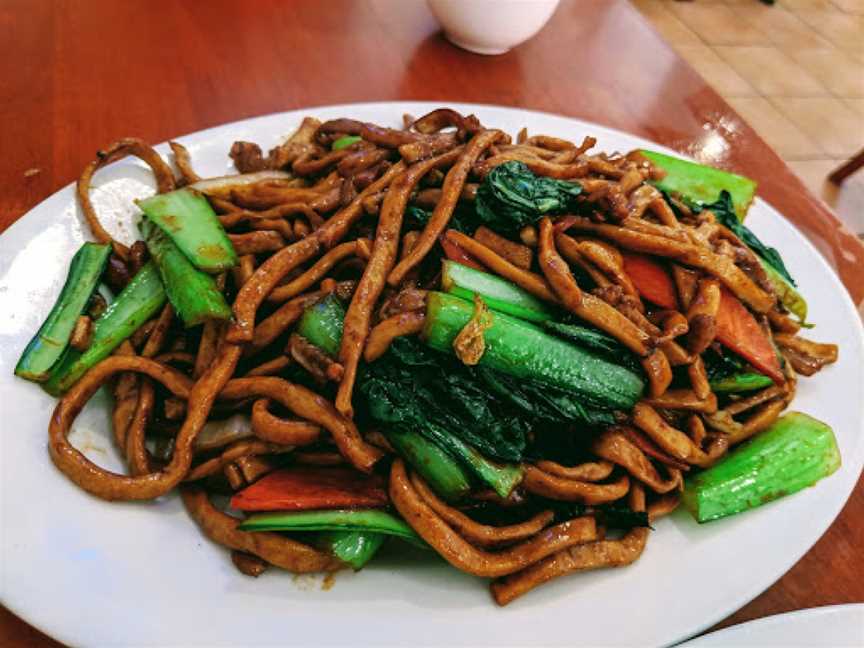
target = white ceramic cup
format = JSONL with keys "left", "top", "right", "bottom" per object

{"left": 427, "top": 0, "right": 561, "bottom": 55}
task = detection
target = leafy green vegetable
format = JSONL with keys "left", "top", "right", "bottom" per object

{"left": 705, "top": 191, "right": 796, "bottom": 286}
{"left": 239, "top": 508, "right": 422, "bottom": 541}
{"left": 405, "top": 204, "right": 479, "bottom": 234}
{"left": 358, "top": 338, "right": 530, "bottom": 461}
{"left": 543, "top": 321, "right": 641, "bottom": 373}
{"left": 544, "top": 501, "right": 650, "bottom": 529}
{"left": 358, "top": 336, "right": 621, "bottom": 466}
{"left": 704, "top": 346, "right": 746, "bottom": 381}
{"left": 702, "top": 346, "right": 776, "bottom": 393}
{"left": 475, "top": 367, "right": 616, "bottom": 428}
{"left": 474, "top": 161, "right": 582, "bottom": 233}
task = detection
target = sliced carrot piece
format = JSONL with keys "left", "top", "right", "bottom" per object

{"left": 715, "top": 287, "right": 784, "bottom": 384}
{"left": 438, "top": 234, "right": 485, "bottom": 271}
{"left": 230, "top": 466, "right": 388, "bottom": 512}
{"left": 617, "top": 252, "right": 783, "bottom": 384}
{"left": 621, "top": 251, "right": 677, "bottom": 309}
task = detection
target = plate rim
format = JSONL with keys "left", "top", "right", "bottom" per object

{"left": 679, "top": 603, "right": 864, "bottom": 646}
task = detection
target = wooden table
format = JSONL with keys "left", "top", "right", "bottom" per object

{"left": 2, "top": 1, "right": 862, "bottom": 645}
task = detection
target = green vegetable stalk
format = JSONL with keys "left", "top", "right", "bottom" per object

{"left": 383, "top": 428, "right": 472, "bottom": 502}
{"left": 238, "top": 508, "right": 422, "bottom": 542}
{"left": 683, "top": 412, "right": 841, "bottom": 523}
{"left": 43, "top": 262, "right": 167, "bottom": 395}
{"left": 760, "top": 258, "right": 808, "bottom": 325}
{"left": 296, "top": 294, "right": 346, "bottom": 356}
{"left": 331, "top": 135, "right": 362, "bottom": 151}
{"left": 423, "top": 292, "right": 644, "bottom": 411}
{"left": 319, "top": 530, "right": 385, "bottom": 570}
{"left": 140, "top": 218, "right": 232, "bottom": 327}
{"left": 639, "top": 149, "right": 757, "bottom": 220}
{"left": 441, "top": 260, "right": 554, "bottom": 323}
{"left": 137, "top": 188, "right": 237, "bottom": 273}
{"left": 15, "top": 242, "right": 111, "bottom": 382}
{"left": 709, "top": 372, "right": 774, "bottom": 393}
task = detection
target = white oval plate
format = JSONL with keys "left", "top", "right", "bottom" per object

{"left": 1, "top": 103, "right": 862, "bottom": 648}
{"left": 682, "top": 604, "right": 864, "bottom": 647}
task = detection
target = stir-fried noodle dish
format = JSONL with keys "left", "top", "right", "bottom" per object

{"left": 16, "top": 108, "right": 841, "bottom": 604}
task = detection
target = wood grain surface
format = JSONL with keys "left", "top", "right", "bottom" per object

{"left": 1, "top": 1, "right": 862, "bottom": 645}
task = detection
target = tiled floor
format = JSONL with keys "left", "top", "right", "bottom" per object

{"left": 630, "top": 0, "right": 864, "bottom": 234}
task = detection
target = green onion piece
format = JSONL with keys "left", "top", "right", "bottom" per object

{"left": 441, "top": 260, "right": 554, "bottom": 323}
{"left": 683, "top": 412, "right": 841, "bottom": 523}
{"left": 331, "top": 135, "right": 362, "bottom": 151}
{"left": 15, "top": 243, "right": 111, "bottom": 382}
{"left": 140, "top": 218, "right": 231, "bottom": 327}
{"left": 137, "top": 188, "right": 237, "bottom": 273}
{"left": 43, "top": 262, "right": 167, "bottom": 395}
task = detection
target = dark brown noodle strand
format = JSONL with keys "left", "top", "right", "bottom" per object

{"left": 251, "top": 398, "right": 321, "bottom": 446}
{"left": 186, "top": 439, "right": 290, "bottom": 481}
{"left": 522, "top": 466, "right": 630, "bottom": 504}
{"left": 363, "top": 311, "right": 426, "bottom": 362}
{"left": 195, "top": 320, "right": 223, "bottom": 378}
{"left": 642, "top": 348, "right": 673, "bottom": 398}
{"left": 538, "top": 217, "right": 582, "bottom": 311}
{"left": 220, "top": 377, "right": 382, "bottom": 473}
{"left": 228, "top": 236, "right": 321, "bottom": 342}
{"left": 473, "top": 226, "right": 532, "bottom": 270}
{"left": 336, "top": 148, "right": 463, "bottom": 418}
{"left": 445, "top": 230, "right": 559, "bottom": 302}
{"left": 125, "top": 379, "right": 156, "bottom": 476}
{"left": 169, "top": 141, "right": 201, "bottom": 184}
{"left": 181, "top": 486, "right": 342, "bottom": 573}
{"left": 591, "top": 429, "right": 682, "bottom": 493}
{"left": 449, "top": 230, "right": 651, "bottom": 355}
{"left": 490, "top": 485, "right": 648, "bottom": 606}
{"left": 389, "top": 460, "right": 597, "bottom": 578}
{"left": 268, "top": 240, "right": 368, "bottom": 303}
{"left": 534, "top": 460, "right": 614, "bottom": 482}
{"left": 388, "top": 130, "right": 503, "bottom": 286}
{"left": 410, "top": 472, "right": 555, "bottom": 548}
{"left": 77, "top": 138, "right": 176, "bottom": 260}
{"left": 317, "top": 161, "right": 406, "bottom": 249}
{"left": 250, "top": 290, "right": 332, "bottom": 353}
{"left": 119, "top": 304, "right": 176, "bottom": 472}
